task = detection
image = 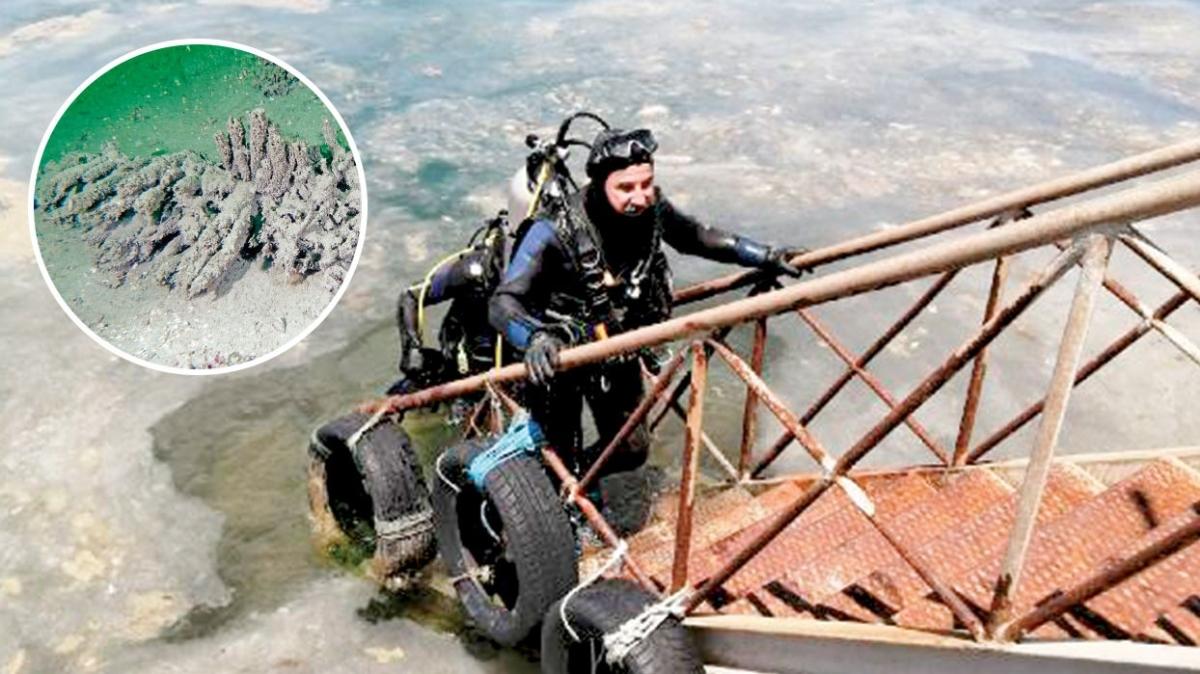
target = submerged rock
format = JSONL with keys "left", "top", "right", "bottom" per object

{"left": 35, "top": 109, "right": 360, "bottom": 298}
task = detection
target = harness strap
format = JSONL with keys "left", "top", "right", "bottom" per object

{"left": 555, "top": 191, "right": 665, "bottom": 331}
{"left": 559, "top": 196, "right": 612, "bottom": 326}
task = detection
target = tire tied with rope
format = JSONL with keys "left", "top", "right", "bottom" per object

{"left": 307, "top": 412, "right": 436, "bottom": 586}
{"left": 432, "top": 439, "right": 578, "bottom": 646}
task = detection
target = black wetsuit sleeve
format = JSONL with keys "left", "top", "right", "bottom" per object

{"left": 659, "top": 198, "right": 772, "bottom": 267}
{"left": 397, "top": 254, "right": 476, "bottom": 352}
{"left": 488, "top": 219, "right": 561, "bottom": 350}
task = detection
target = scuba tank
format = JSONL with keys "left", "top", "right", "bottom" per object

{"left": 510, "top": 112, "right": 624, "bottom": 341}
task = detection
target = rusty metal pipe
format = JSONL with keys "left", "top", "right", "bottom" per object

{"left": 1151, "top": 316, "right": 1200, "bottom": 367}
{"left": 1121, "top": 229, "right": 1200, "bottom": 304}
{"left": 807, "top": 271, "right": 960, "bottom": 426}
{"left": 652, "top": 283, "right": 775, "bottom": 432}
{"left": 739, "top": 318, "right": 769, "bottom": 477}
{"left": 662, "top": 395, "right": 742, "bottom": 483}
{"left": 640, "top": 357, "right": 741, "bottom": 482}
{"left": 648, "top": 326, "right": 736, "bottom": 432}
{"left": 541, "top": 448, "right": 657, "bottom": 591}
{"left": 709, "top": 340, "right": 837, "bottom": 471}
{"left": 647, "top": 376, "right": 685, "bottom": 432}
{"left": 1000, "top": 504, "right": 1200, "bottom": 641}
{"left": 838, "top": 242, "right": 1085, "bottom": 470}
{"left": 756, "top": 246, "right": 1081, "bottom": 477}
{"left": 966, "top": 288, "right": 1191, "bottom": 462}
{"left": 797, "top": 308, "right": 951, "bottom": 464}
{"left": 755, "top": 270, "right": 959, "bottom": 475}
{"left": 1067, "top": 244, "right": 1200, "bottom": 367}
{"left": 954, "top": 256, "right": 1011, "bottom": 465}
{"left": 685, "top": 244, "right": 1086, "bottom": 614}
{"left": 986, "top": 235, "right": 1112, "bottom": 638}
{"left": 864, "top": 514, "right": 985, "bottom": 639}
{"left": 672, "top": 342, "right": 708, "bottom": 592}
{"left": 366, "top": 168, "right": 1200, "bottom": 416}
{"left": 673, "top": 139, "right": 1200, "bottom": 306}
{"left": 576, "top": 348, "right": 688, "bottom": 494}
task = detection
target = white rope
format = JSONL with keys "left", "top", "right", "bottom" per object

{"left": 480, "top": 500, "right": 501, "bottom": 542}
{"left": 448, "top": 564, "right": 494, "bottom": 586}
{"left": 436, "top": 452, "right": 461, "bottom": 494}
{"left": 601, "top": 588, "right": 690, "bottom": 666}
{"left": 560, "top": 540, "right": 629, "bottom": 642}
{"left": 374, "top": 509, "right": 433, "bottom": 541}
{"left": 347, "top": 406, "right": 390, "bottom": 450}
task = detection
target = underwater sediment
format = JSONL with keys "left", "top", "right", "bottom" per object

{"left": 35, "top": 109, "right": 360, "bottom": 298}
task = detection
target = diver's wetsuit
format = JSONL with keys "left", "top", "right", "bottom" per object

{"left": 396, "top": 229, "right": 505, "bottom": 389}
{"left": 489, "top": 185, "right": 781, "bottom": 475}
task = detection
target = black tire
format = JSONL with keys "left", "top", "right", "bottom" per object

{"left": 433, "top": 440, "right": 578, "bottom": 646}
{"left": 541, "top": 579, "right": 703, "bottom": 674}
{"left": 308, "top": 412, "right": 436, "bottom": 579}
{"left": 599, "top": 465, "right": 663, "bottom": 537}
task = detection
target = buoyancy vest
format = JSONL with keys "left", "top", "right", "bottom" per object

{"left": 548, "top": 190, "right": 673, "bottom": 335}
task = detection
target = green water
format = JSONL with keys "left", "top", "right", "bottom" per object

{"left": 146, "top": 317, "right": 539, "bottom": 669}
{"left": 40, "top": 44, "right": 344, "bottom": 168}
{"left": 147, "top": 319, "right": 468, "bottom": 637}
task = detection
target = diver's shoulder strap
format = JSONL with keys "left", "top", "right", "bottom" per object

{"left": 554, "top": 192, "right": 612, "bottom": 326}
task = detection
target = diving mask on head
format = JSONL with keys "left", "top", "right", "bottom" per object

{"left": 585, "top": 128, "right": 659, "bottom": 179}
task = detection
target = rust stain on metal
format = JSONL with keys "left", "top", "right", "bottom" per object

{"left": 672, "top": 342, "right": 708, "bottom": 592}
{"left": 339, "top": 141, "right": 1200, "bottom": 648}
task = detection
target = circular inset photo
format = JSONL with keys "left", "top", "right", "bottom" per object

{"left": 30, "top": 40, "right": 366, "bottom": 373}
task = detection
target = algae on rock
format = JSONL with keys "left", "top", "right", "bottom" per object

{"left": 36, "top": 109, "right": 360, "bottom": 298}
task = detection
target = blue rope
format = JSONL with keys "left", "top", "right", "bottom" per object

{"left": 466, "top": 413, "right": 545, "bottom": 491}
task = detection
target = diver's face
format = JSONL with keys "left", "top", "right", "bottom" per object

{"left": 604, "top": 163, "right": 656, "bottom": 217}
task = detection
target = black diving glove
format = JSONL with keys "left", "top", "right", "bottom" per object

{"left": 762, "top": 245, "right": 810, "bottom": 278}
{"left": 399, "top": 346, "right": 427, "bottom": 375}
{"left": 525, "top": 330, "right": 565, "bottom": 387}
{"left": 398, "top": 346, "right": 445, "bottom": 387}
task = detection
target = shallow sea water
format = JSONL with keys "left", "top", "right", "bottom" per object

{"left": 1, "top": 1, "right": 1199, "bottom": 672}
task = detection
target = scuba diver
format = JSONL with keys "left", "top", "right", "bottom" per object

{"left": 389, "top": 212, "right": 511, "bottom": 396}
{"left": 489, "top": 120, "right": 809, "bottom": 480}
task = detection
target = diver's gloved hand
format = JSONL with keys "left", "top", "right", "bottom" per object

{"left": 399, "top": 346, "right": 425, "bottom": 374}
{"left": 525, "top": 330, "right": 565, "bottom": 386}
{"left": 762, "top": 245, "right": 810, "bottom": 278}
{"left": 396, "top": 346, "right": 447, "bottom": 393}
{"left": 400, "top": 346, "right": 444, "bottom": 377}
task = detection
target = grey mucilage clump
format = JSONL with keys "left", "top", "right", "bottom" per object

{"left": 35, "top": 109, "right": 360, "bottom": 297}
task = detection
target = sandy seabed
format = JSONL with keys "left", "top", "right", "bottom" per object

{"left": 39, "top": 223, "right": 332, "bottom": 368}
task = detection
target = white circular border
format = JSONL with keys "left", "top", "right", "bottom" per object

{"left": 27, "top": 38, "right": 369, "bottom": 376}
